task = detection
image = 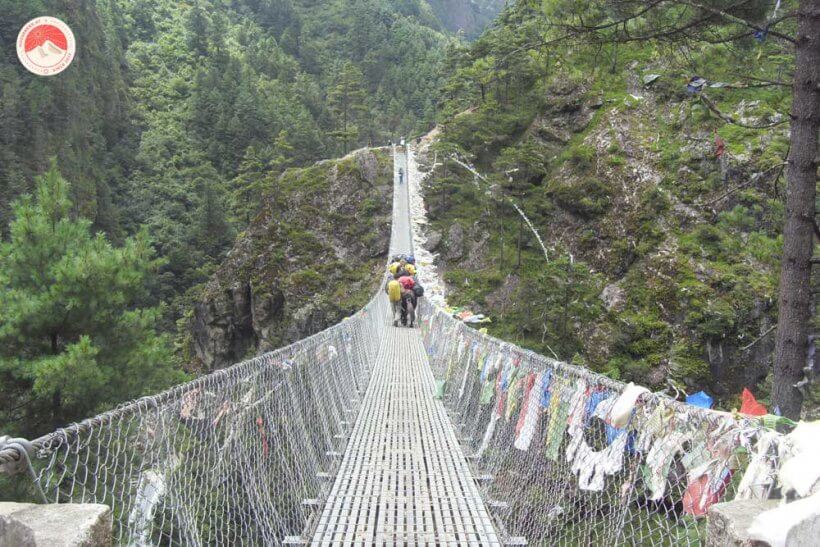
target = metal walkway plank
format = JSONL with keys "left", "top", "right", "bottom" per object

{"left": 310, "top": 326, "right": 501, "bottom": 546}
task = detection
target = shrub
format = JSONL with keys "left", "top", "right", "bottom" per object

{"left": 671, "top": 345, "right": 711, "bottom": 384}
{"left": 549, "top": 177, "right": 613, "bottom": 218}
{"left": 562, "top": 143, "right": 596, "bottom": 170}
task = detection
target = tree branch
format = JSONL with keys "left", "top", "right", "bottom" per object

{"left": 698, "top": 29, "right": 754, "bottom": 44}
{"left": 729, "top": 74, "right": 792, "bottom": 87}
{"left": 565, "top": 0, "right": 666, "bottom": 31}
{"left": 675, "top": 0, "right": 797, "bottom": 44}
{"left": 740, "top": 325, "right": 776, "bottom": 351}
{"left": 699, "top": 93, "right": 790, "bottom": 129}
{"left": 704, "top": 163, "right": 784, "bottom": 207}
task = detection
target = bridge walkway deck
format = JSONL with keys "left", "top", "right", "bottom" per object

{"left": 310, "top": 324, "right": 500, "bottom": 546}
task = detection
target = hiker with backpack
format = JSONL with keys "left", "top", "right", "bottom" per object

{"left": 412, "top": 281, "right": 424, "bottom": 323}
{"left": 402, "top": 289, "right": 416, "bottom": 328}
{"left": 398, "top": 274, "right": 416, "bottom": 327}
{"left": 403, "top": 255, "right": 416, "bottom": 277}
{"left": 392, "top": 258, "right": 409, "bottom": 279}
{"left": 386, "top": 257, "right": 424, "bottom": 328}
{"left": 389, "top": 257, "right": 403, "bottom": 277}
{"left": 385, "top": 276, "right": 402, "bottom": 327}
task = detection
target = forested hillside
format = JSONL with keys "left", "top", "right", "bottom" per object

{"left": 0, "top": 0, "right": 452, "bottom": 325}
{"left": 420, "top": 0, "right": 818, "bottom": 415}
{"left": 0, "top": 0, "right": 470, "bottom": 438}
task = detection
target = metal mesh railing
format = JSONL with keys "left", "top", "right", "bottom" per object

{"left": 0, "top": 292, "right": 388, "bottom": 545}
{"left": 418, "top": 299, "right": 786, "bottom": 546}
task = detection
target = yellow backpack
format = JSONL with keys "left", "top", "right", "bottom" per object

{"left": 405, "top": 264, "right": 416, "bottom": 276}
{"left": 389, "top": 262, "right": 400, "bottom": 275}
{"left": 387, "top": 280, "right": 402, "bottom": 303}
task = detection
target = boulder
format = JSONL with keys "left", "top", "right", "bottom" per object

{"left": 707, "top": 499, "right": 778, "bottom": 546}
{"left": 425, "top": 229, "right": 442, "bottom": 251}
{"left": 357, "top": 149, "right": 378, "bottom": 184}
{"left": 191, "top": 282, "right": 259, "bottom": 370}
{"left": 600, "top": 282, "right": 626, "bottom": 312}
{"left": 444, "top": 223, "right": 464, "bottom": 261}
{"left": 188, "top": 149, "right": 392, "bottom": 370}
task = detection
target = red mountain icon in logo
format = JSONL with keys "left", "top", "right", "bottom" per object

{"left": 17, "top": 17, "right": 75, "bottom": 76}
{"left": 24, "top": 24, "right": 68, "bottom": 52}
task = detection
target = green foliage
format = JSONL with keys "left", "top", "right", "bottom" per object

{"left": 494, "top": 138, "right": 549, "bottom": 191}
{"left": 685, "top": 297, "right": 735, "bottom": 339}
{"left": 639, "top": 187, "right": 671, "bottom": 216}
{"left": 0, "top": 164, "right": 185, "bottom": 436}
{"left": 671, "top": 345, "right": 711, "bottom": 384}
{"left": 548, "top": 177, "right": 613, "bottom": 218}
{"left": 614, "top": 312, "right": 672, "bottom": 359}
{"left": 561, "top": 144, "right": 596, "bottom": 171}
{"left": 287, "top": 268, "right": 324, "bottom": 295}
{"left": 231, "top": 143, "right": 290, "bottom": 224}
{"left": 0, "top": 0, "right": 132, "bottom": 237}
{"left": 441, "top": 99, "right": 542, "bottom": 161}
{"left": 520, "top": 258, "right": 605, "bottom": 356}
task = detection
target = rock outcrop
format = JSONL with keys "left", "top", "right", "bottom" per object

{"left": 189, "top": 149, "right": 393, "bottom": 371}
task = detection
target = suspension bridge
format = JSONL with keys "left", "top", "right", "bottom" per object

{"left": 0, "top": 146, "right": 790, "bottom": 546}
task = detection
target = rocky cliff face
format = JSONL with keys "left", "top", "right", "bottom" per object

{"left": 188, "top": 149, "right": 393, "bottom": 371}
{"left": 421, "top": 67, "right": 794, "bottom": 406}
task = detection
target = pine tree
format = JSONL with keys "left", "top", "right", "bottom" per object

{"left": 186, "top": 3, "right": 210, "bottom": 57}
{"left": 328, "top": 62, "right": 368, "bottom": 154}
{"left": 231, "top": 134, "right": 294, "bottom": 224}
{"left": 0, "top": 163, "right": 185, "bottom": 436}
{"left": 194, "top": 173, "right": 233, "bottom": 258}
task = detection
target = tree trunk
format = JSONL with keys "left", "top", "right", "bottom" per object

{"left": 343, "top": 101, "right": 349, "bottom": 154}
{"left": 50, "top": 332, "right": 61, "bottom": 427}
{"left": 517, "top": 214, "right": 523, "bottom": 270}
{"left": 772, "top": 0, "right": 820, "bottom": 419}
{"left": 498, "top": 201, "right": 504, "bottom": 270}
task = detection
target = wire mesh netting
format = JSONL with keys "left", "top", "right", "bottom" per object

{"left": 419, "top": 299, "right": 787, "bottom": 546}
{"left": 1, "top": 293, "right": 388, "bottom": 545}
